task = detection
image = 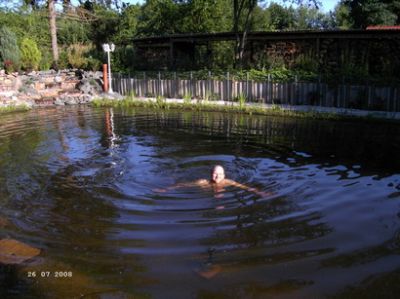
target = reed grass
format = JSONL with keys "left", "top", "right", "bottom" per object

{"left": 91, "top": 97, "right": 399, "bottom": 123}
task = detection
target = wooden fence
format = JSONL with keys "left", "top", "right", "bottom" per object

{"left": 112, "top": 74, "right": 400, "bottom": 112}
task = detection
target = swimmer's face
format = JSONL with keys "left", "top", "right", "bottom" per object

{"left": 211, "top": 166, "right": 225, "bottom": 183}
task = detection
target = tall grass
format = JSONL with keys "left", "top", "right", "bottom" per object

{"left": 0, "top": 104, "right": 31, "bottom": 114}
{"left": 91, "top": 97, "right": 399, "bottom": 124}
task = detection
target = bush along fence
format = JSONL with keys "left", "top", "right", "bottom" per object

{"left": 112, "top": 72, "right": 400, "bottom": 112}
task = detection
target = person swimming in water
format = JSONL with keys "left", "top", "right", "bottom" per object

{"left": 154, "top": 165, "right": 269, "bottom": 197}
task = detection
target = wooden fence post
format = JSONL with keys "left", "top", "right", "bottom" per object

{"left": 317, "top": 75, "right": 321, "bottom": 106}
{"left": 157, "top": 71, "right": 161, "bottom": 97}
{"left": 227, "top": 71, "right": 230, "bottom": 102}
{"left": 143, "top": 72, "right": 147, "bottom": 97}
{"left": 246, "top": 72, "right": 249, "bottom": 99}
{"left": 208, "top": 71, "right": 211, "bottom": 100}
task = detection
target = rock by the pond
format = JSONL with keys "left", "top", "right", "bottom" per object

{"left": 99, "top": 92, "right": 124, "bottom": 101}
{"left": 0, "top": 69, "right": 125, "bottom": 109}
{"left": 0, "top": 238, "right": 41, "bottom": 264}
{"left": 79, "top": 78, "right": 103, "bottom": 95}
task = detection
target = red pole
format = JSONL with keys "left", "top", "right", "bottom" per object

{"left": 103, "top": 64, "right": 108, "bottom": 92}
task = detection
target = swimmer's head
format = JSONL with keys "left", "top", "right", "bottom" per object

{"left": 211, "top": 165, "right": 225, "bottom": 183}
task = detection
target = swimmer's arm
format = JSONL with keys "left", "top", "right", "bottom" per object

{"left": 225, "top": 179, "right": 272, "bottom": 197}
{"left": 154, "top": 180, "right": 207, "bottom": 193}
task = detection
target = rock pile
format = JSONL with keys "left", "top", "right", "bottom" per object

{"left": 0, "top": 69, "right": 121, "bottom": 109}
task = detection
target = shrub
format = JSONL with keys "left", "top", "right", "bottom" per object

{"left": 58, "top": 48, "right": 69, "bottom": 70}
{"left": 0, "top": 26, "right": 20, "bottom": 72}
{"left": 66, "top": 43, "right": 93, "bottom": 69}
{"left": 39, "top": 47, "right": 52, "bottom": 70}
{"left": 20, "top": 38, "right": 42, "bottom": 71}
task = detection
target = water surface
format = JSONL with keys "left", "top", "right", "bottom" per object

{"left": 0, "top": 106, "right": 399, "bottom": 298}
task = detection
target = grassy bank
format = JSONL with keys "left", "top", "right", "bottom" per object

{"left": 0, "top": 104, "right": 31, "bottom": 114}
{"left": 91, "top": 97, "right": 400, "bottom": 124}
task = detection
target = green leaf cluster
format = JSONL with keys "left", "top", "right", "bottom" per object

{"left": 0, "top": 26, "right": 20, "bottom": 72}
{"left": 334, "top": 0, "right": 400, "bottom": 29}
{"left": 20, "top": 38, "right": 41, "bottom": 71}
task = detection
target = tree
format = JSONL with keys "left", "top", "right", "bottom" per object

{"left": 113, "top": 4, "right": 140, "bottom": 43}
{"left": 333, "top": 1, "right": 353, "bottom": 29}
{"left": 137, "top": 0, "right": 180, "bottom": 36}
{"left": 295, "top": 5, "right": 332, "bottom": 29}
{"left": 232, "top": 0, "right": 320, "bottom": 68}
{"left": 342, "top": 0, "right": 400, "bottom": 28}
{"left": 268, "top": 3, "right": 296, "bottom": 30}
{"left": 181, "top": 0, "right": 231, "bottom": 33}
{"left": 48, "top": 0, "right": 59, "bottom": 65}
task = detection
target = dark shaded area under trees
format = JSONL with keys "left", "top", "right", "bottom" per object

{"left": 0, "top": 0, "right": 399, "bottom": 82}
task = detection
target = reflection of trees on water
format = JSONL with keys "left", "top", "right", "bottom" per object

{"left": 322, "top": 229, "right": 400, "bottom": 269}
{"left": 0, "top": 108, "right": 150, "bottom": 297}
{"left": 200, "top": 197, "right": 332, "bottom": 265}
{"left": 125, "top": 109, "right": 400, "bottom": 173}
{"left": 332, "top": 267, "right": 400, "bottom": 299}
{"left": 40, "top": 108, "right": 147, "bottom": 287}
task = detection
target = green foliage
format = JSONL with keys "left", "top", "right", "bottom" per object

{"left": 0, "top": 26, "right": 20, "bottom": 72}
{"left": 333, "top": 1, "right": 354, "bottom": 29}
{"left": 124, "top": 67, "right": 319, "bottom": 82}
{"left": 57, "top": 48, "right": 70, "bottom": 70}
{"left": 89, "top": 4, "right": 119, "bottom": 45}
{"left": 137, "top": 0, "right": 180, "bottom": 36}
{"left": 0, "top": 104, "right": 31, "bottom": 114}
{"left": 112, "top": 45, "right": 136, "bottom": 73}
{"left": 114, "top": 4, "right": 141, "bottom": 43}
{"left": 342, "top": 0, "right": 400, "bottom": 28}
{"left": 183, "top": 93, "right": 192, "bottom": 104}
{"left": 57, "top": 18, "right": 91, "bottom": 45}
{"left": 67, "top": 43, "right": 89, "bottom": 69}
{"left": 92, "top": 97, "right": 396, "bottom": 123}
{"left": 293, "top": 54, "right": 319, "bottom": 73}
{"left": 20, "top": 38, "right": 42, "bottom": 71}
{"left": 235, "top": 93, "right": 247, "bottom": 109}
{"left": 39, "top": 47, "right": 52, "bottom": 70}
{"left": 155, "top": 95, "right": 168, "bottom": 109}
{"left": 267, "top": 3, "right": 296, "bottom": 30}
{"left": 66, "top": 43, "right": 100, "bottom": 70}
{"left": 295, "top": 5, "right": 334, "bottom": 29}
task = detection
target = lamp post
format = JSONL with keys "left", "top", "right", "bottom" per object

{"left": 102, "top": 43, "right": 115, "bottom": 93}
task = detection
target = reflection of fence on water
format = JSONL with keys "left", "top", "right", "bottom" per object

{"left": 112, "top": 73, "right": 400, "bottom": 112}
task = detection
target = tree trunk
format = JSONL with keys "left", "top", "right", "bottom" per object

{"left": 233, "top": 0, "right": 256, "bottom": 69}
{"left": 48, "top": 0, "right": 59, "bottom": 64}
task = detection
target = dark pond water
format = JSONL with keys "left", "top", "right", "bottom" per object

{"left": 0, "top": 106, "right": 400, "bottom": 299}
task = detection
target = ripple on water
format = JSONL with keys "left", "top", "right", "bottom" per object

{"left": 0, "top": 107, "right": 399, "bottom": 298}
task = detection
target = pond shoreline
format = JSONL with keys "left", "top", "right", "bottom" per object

{"left": 92, "top": 96, "right": 400, "bottom": 123}
{"left": 2, "top": 95, "right": 400, "bottom": 123}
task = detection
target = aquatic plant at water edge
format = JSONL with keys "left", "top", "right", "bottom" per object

{"left": 183, "top": 93, "right": 192, "bottom": 105}
{"left": 155, "top": 95, "right": 168, "bottom": 109}
{"left": 235, "top": 93, "right": 247, "bottom": 109}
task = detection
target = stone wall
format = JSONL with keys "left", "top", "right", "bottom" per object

{"left": 0, "top": 69, "right": 117, "bottom": 109}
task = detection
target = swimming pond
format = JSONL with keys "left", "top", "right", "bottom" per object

{"left": 0, "top": 106, "right": 399, "bottom": 298}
